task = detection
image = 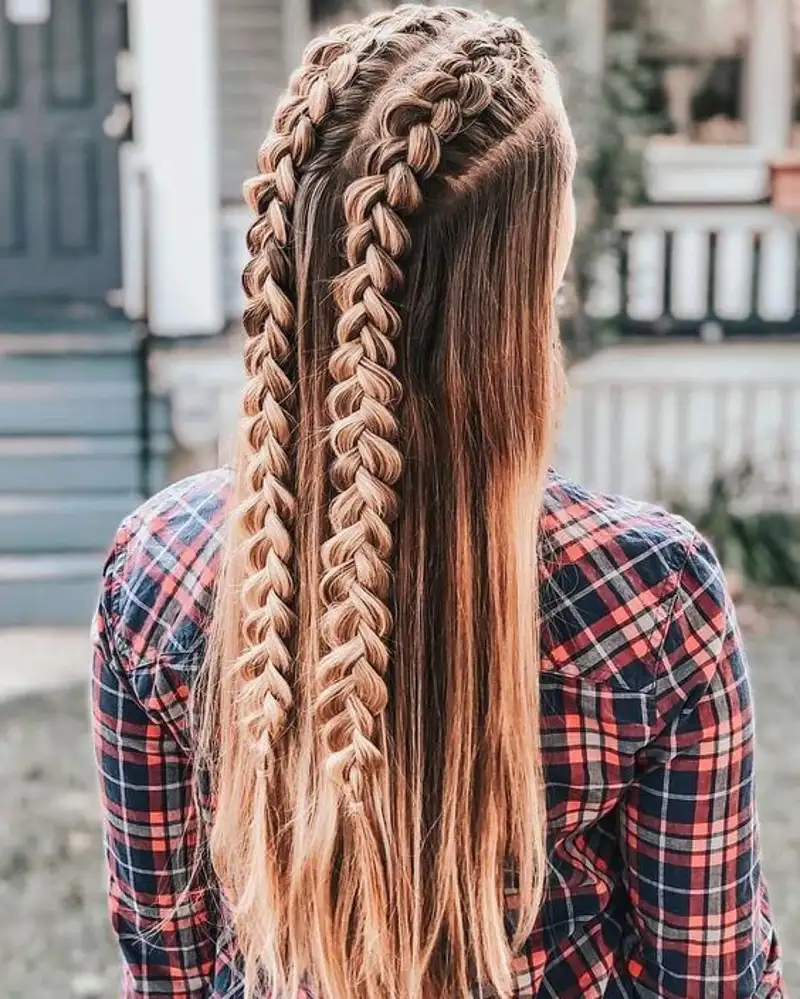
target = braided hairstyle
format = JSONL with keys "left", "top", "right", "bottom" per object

{"left": 318, "top": 42, "right": 506, "bottom": 798}
{"left": 200, "top": 7, "right": 575, "bottom": 999}
{"left": 233, "top": 4, "right": 472, "bottom": 766}
{"left": 202, "top": 0, "right": 484, "bottom": 986}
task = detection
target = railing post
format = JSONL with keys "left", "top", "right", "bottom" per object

{"left": 746, "top": 0, "right": 793, "bottom": 154}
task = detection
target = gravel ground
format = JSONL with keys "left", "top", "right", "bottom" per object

{"left": 1, "top": 613, "right": 798, "bottom": 999}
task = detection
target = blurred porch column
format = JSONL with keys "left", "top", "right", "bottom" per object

{"left": 566, "top": 0, "right": 606, "bottom": 81}
{"left": 128, "top": 0, "right": 224, "bottom": 336}
{"left": 283, "top": 0, "right": 311, "bottom": 76}
{"left": 746, "top": 0, "right": 793, "bottom": 153}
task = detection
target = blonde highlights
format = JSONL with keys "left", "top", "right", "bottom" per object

{"left": 199, "top": 6, "right": 575, "bottom": 998}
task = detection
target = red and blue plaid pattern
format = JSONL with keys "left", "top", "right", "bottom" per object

{"left": 91, "top": 468, "right": 784, "bottom": 998}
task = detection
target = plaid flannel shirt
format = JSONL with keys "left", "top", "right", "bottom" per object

{"left": 91, "top": 467, "right": 784, "bottom": 999}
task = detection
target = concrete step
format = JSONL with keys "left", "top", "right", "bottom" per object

{"left": 0, "top": 494, "right": 140, "bottom": 554}
{"left": 0, "top": 327, "right": 140, "bottom": 384}
{"left": 0, "top": 382, "right": 170, "bottom": 437}
{"left": 0, "top": 351, "right": 138, "bottom": 384}
{"left": 0, "top": 297, "right": 133, "bottom": 329}
{"left": 0, "top": 436, "right": 170, "bottom": 493}
{"left": 0, "top": 553, "right": 106, "bottom": 627}
{"left": 0, "top": 328, "right": 137, "bottom": 356}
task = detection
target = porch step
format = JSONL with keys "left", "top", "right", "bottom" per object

{"left": 0, "top": 553, "right": 106, "bottom": 627}
{"left": 0, "top": 494, "right": 139, "bottom": 554}
{"left": 0, "top": 328, "right": 138, "bottom": 355}
{"left": 0, "top": 351, "right": 138, "bottom": 383}
{"left": 0, "top": 436, "right": 170, "bottom": 493}
{"left": 0, "top": 327, "right": 138, "bottom": 381}
{"left": 0, "top": 318, "right": 173, "bottom": 627}
{"left": 0, "top": 382, "right": 170, "bottom": 437}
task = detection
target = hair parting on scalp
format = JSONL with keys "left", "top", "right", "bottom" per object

{"left": 198, "top": 6, "right": 575, "bottom": 998}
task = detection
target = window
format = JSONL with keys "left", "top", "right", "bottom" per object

{"left": 608, "top": 0, "right": 749, "bottom": 145}
{"left": 311, "top": 0, "right": 401, "bottom": 25}
{"left": 311, "top": 0, "right": 348, "bottom": 22}
{"left": 608, "top": 0, "right": 639, "bottom": 32}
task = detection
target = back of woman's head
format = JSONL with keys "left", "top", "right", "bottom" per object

{"left": 199, "top": 6, "right": 576, "bottom": 997}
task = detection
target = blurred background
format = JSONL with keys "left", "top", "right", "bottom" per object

{"left": 0, "top": 0, "right": 798, "bottom": 996}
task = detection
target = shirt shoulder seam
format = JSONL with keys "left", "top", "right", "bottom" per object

{"left": 643, "top": 527, "right": 701, "bottom": 707}
{"left": 107, "top": 513, "right": 140, "bottom": 676}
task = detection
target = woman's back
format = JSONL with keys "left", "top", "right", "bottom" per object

{"left": 91, "top": 5, "right": 783, "bottom": 997}
{"left": 93, "top": 467, "right": 782, "bottom": 997}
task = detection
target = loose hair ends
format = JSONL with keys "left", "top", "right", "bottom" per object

{"left": 196, "top": 8, "right": 574, "bottom": 999}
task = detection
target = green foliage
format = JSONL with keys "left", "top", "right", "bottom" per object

{"left": 584, "top": 34, "right": 659, "bottom": 235}
{"left": 671, "top": 464, "right": 800, "bottom": 591}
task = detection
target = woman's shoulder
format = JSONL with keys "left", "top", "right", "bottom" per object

{"left": 103, "top": 466, "right": 232, "bottom": 669}
{"left": 540, "top": 473, "right": 728, "bottom": 690}
{"left": 542, "top": 472, "right": 699, "bottom": 559}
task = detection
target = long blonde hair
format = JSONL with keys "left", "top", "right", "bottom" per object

{"left": 198, "top": 6, "right": 575, "bottom": 997}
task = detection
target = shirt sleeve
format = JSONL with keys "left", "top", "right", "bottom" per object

{"left": 91, "top": 542, "right": 217, "bottom": 998}
{"left": 619, "top": 531, "right": 784, "bottom": 999}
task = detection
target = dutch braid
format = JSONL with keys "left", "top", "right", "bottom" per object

{"left": 233, "top": 6, "right": 475, "bottom": 764}
{"left": 233, "top": 35, "right": 367, "bottom": 766}
{"left": 317, "top": 37, "right": 511, "bottom": 801}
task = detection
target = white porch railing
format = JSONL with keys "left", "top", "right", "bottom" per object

{"left": 589, "top": 205, "right": 800, "bottom": 337}
{"left": 225, "top": 203, "right": 800, "bottom": 337}
{"left": 556, "top": 343, "right": 800, "bottom": 508}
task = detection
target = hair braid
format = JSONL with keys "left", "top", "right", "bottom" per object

{"left": 304, "top": 34, "right": 535, "bottom": 997}
{"left": 317, "top": 40, "right": 507, "bottom": 799}
{"left": 232, "top": 7, "right": 483, "bottom": 771}
{"left": 232, "top": 37, "right": 372, "bottom": 768}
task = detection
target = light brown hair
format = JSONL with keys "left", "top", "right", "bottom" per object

{"left": 198, "top": 6, "right": 575, "bottom": 997}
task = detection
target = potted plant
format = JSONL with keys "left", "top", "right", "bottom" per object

{"left": 770, "top": 153, "right": 800, "bottom": 214}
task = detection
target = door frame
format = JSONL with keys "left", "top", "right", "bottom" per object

{"left": 121, "top": 0, "right": 224, "bottom": 336}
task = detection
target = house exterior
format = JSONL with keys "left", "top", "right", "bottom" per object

{"left": 155, "top": 0, "right": 800, "bottom": 476}
{"left": 556, "top": 0, "right": 800, "bottom": 507}
{"left": 594, "top": 0, "right": 800, "bottom": 337}
{"left": 0, "top": 0, "right": 799, "bottom": 625}
{"left": 0, "top": 0, "right": 306, "bottom": 625}
{"left": 142, "top": 0, "right": 800, "bottom": 342}
{"left": 3, "top": 0, "right": 797, "bottom": 333}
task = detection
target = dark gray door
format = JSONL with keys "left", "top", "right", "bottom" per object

{"left": 0, "top": 0, "right": 122, "bottom": 301}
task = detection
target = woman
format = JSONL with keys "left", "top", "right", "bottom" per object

{"left": 91, "top": 6, "right": 783, "bottom": 998}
